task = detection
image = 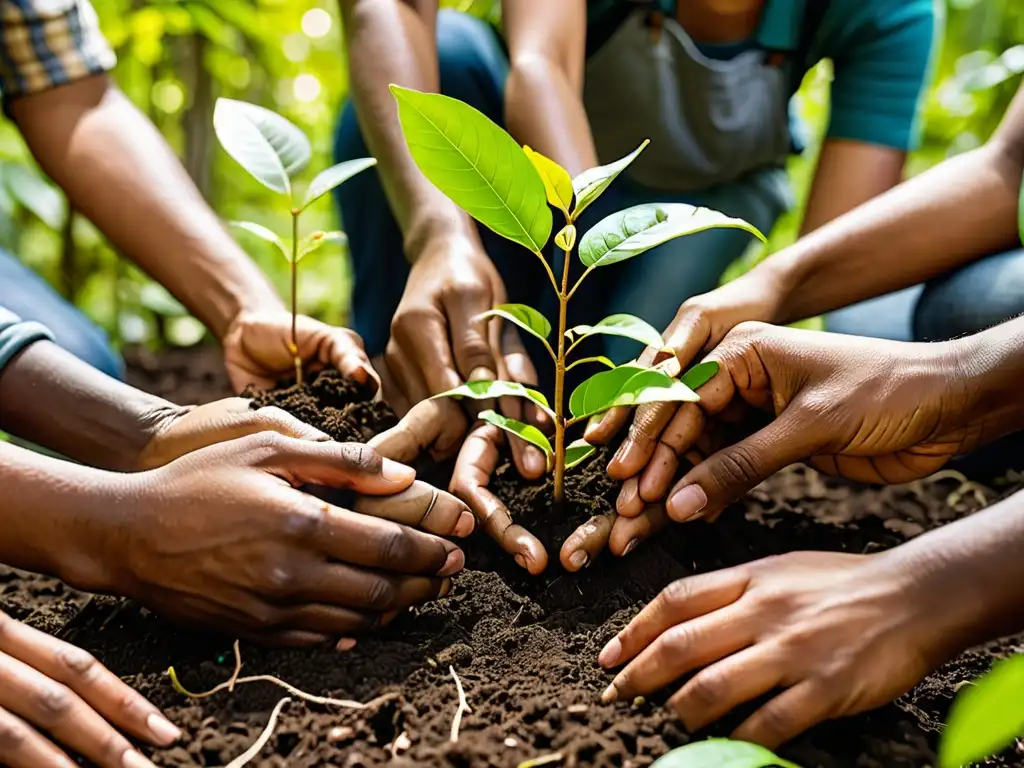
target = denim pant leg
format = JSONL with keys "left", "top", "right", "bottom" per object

{"left": 0, "top": 248, "right": 122, "bottom": 379}
{"left": 333, "top": 10, "right": 520, "bottom": 359}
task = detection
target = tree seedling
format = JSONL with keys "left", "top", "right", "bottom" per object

{"left": 213, "top": 98, "right": 377, "bottom": 385}
{"left": 391, "top": 86, "right": 765, "bottom": 500}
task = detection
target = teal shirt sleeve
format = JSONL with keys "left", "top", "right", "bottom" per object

{"left": 0, "top": 306, "right": 53, "bottom": 372}
{"left": 823, "top": 0, "right": 939, "bottom": 151}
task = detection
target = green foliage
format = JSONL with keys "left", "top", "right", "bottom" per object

{"left": 230, "top": 220, "right": 288, "bottom": 259}
{"left": 390, "top": 85, "right": 552, "bottom": 254}
{"left": 568, "top": 314, "right": 665, "bottom": 351}
{"left": 569, "top": 366, "right": 699, "bottom": 420}
{"left": 939, "top": 655, "right": 1024, "bottom": 768}
{"left": 301, "top": 158, "right": 379, "bottom": 210}
{"left": 651, "top": 740, "right": 800, "bottom": 768}
{"left": 479, "top": 410, "right": 553, "bottom": 458}
{"left": 214, "top": 97, "right": 311, "bottom": 196}
{"left": 680, "top": 361, "right": 719, "bottom": 391}
{"left": 572, "top": 140, "right": 649, "bottom": 218}
{"left": 478, "top": 304, "right": 552, "bottom": 342}
{"left": 564, "top": 439, "right": 597, "bottom": 469}
{"left": 432, "top": 380, "right": 555, "bottom": 420}
{"left": 524, "top": 145, "right": 574, "bottom": 216}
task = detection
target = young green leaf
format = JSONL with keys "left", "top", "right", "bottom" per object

{"left": 579, "top": 203, "right": 766, "bottom": 269}
{"left": 565, "top": 439, "right": 596, "bottom": 470}
{"left": 568, "top": 314, "right": 665, "bottom": 350}
{"left": 479, "top": 410, "right": 553, "bottom": 457}
{"left": 477, "top": 304, "right": 552, "bottom": 342}
{"left": 213, "top": 98, "right": 311, "bottom": 196}
{"left": 230, "top": 220, "right": 289, "bottom": 260}
{"left": 566, "top": 355, "right": 616, "bottom": 372}
{"left": 572, "top": 140, "right": 649, "bottom": 218}
{"left": 681, "top": 360, "right": 719, "bottom": 391}
{"left": 555, "top": 224, "right": 577, "bottom": 252}
{"left": 390, "top": 85, "right": 552, "bottom": 254}
{"left": 301, "top": 158, "right": 378, "bottom": 210}
{"left": 568, "top": 365, "right": 645, "bottom": 419}
{"left": 939, "top": 655, "right": 1024, "bottom": 768}
{"left": 569, "top": 366, "right": 699, "bottom": 419}
{"left": 433, "top": 379, "right": 555, "bottom": 420}
{"left": 651, "top": 739, "right": 801, "bottom": 768}
{"left": 297, "top": 231, "right": 348, "bottom": 261}
{"left": 4, "top": 164, "right": 66, "bottom": 229}
{"left": 620, "top": 369, "right": 700, "bottom": 408}
{"left": 524, "top": 145, "right": 573, "bottom": 216}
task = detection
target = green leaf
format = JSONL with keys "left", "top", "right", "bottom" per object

{"left": 433, "top": 379, "right": 555, "bottom": 420}
{"left": 579, "top": 203, "right": 766, "bottom": 269}
{"left": 301, "top": 158, "right": 377, "bottom": 210}
{"left": 651, "top": 739, "right": 802, "bottom": 768}
{"left": 479, "top": 410, "right": 553, "bottom": 457}
{"left": 524, "top": 145, "right": 573, "bottom": 215}
{"left": 139, "top": 283, "right": 187, "bottom": 317}
{"left": 569, "top": 366, "right": 699, "bottom": 419}
{"left": 566, "top": 355, "right": 616, "bottom": 372}
{"left": 572, "top": 140, "right": 648, "bottom": 218}
{"left": 390, "top": 85, "right": 552, "bottom": 254}
{"left": 569, "top": 314, "right": 665, "bottom": 350}
{"left": 4, "top": 164, "right": 66, "bottom": 229}
{"left": 297, "top": 231, "right": 348, "bottom": 261}
{"left": 478, "top": 304, "right": 551, "bottom": 342}
{"left": 230, "top": 220, "right": 288, "bottom": 259}
{"left": 213, "top": 98, "right": 311, "bottom": 196}
{"left": 939, "top": 655, "right": 1024, "bottom": 768}
{"left": 565, "top": 439, "right": 596, "bottom": 470}
{"left": 681, "top": 361, "right": 719, "bottom": 391}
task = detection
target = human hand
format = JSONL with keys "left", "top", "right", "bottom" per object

{"left": 223, "top": 309, "right": 378, "bottom": 394}
{"left": 597, "top": 550, "right": 950, "bottom": 748}
{"left": 0, "top": 610, "right": 181, "bottom": 768}
{"left": 84, "top": 436, "right": 471, "bottom": 646}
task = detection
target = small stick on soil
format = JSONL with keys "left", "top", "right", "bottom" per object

{"left": 448, "top": 665, "right": 472, "bottom": 743}
{"left": 225, "top": 696, "right": 290, "bottom": 768}
{"left": 517, "top": 753, "right": 564, "bottom": 768}
{"left": 390, "top": 730, "right": 411, "bottom": 759}
{"left": 227, "top": 640, "right": 243, "bottom": 693}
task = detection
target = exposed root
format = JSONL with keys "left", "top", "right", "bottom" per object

{"left": 225, "top": 696, "right": 290, "bottom": 768}
{"left": 923, "top": 469, "right": 990, "bottom": 508}
{"left": 449, "top": 665, "right": 472, "bottom": 743}
{"left": 226, "top": 640, "right": 243, "bottom": 692}
{"left": 390, "top": 730, "right": 411, "bottom": 759}
{"left": 517, "top": 753, "right": 564, "bottom": 768}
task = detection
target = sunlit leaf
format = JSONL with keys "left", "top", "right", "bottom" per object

{"left": 433, "top": 379, "right": 555, "bottom": 419}
{"left": 524, "top": 145, "right": 573, "bottom": 215}
{"left": 4, "top": 164, "right": 66, "bottom": 229}
{"left": 214, "top": 98, "right": 311, "bottom": 196}
{"left": 568, "top": 314, "right": 664, "bottom": 350}
{"left": 139, "top": 283, "right": 186, "bottom": 317}
{"left": 390, "top": 85, "right": 552, "bottom": 254}
{"left": 651, "top": 739, "right": 801, "bottom": 768}
{"left": 478, "top": 304, "right": 551, "bottom": 342}
{"left": 681, "top": 361, "right": 719, "bottom": 391}
{"left": 620, "top": 370, "right": 700, "bottom": 408}
{"left": 565, "top": 439, "right": 596, "bottom": 470}
{"left": 230, "top": 220, "right": 289, "bottom": 259}
{"left": 297, "top": 231, "right": 348, "bottom": 261}
{"left": 572, "top": 140, "right": 648, "bottom": 218}
{"left": 301, "top": 158, "right": 377, "bottom": 210}
{"left": 568, "top": 365, "right": 644, "bottom": 419}
{"left": 566, "top": 355, "right": 615, "bottom": 371}
{"left": 940, "top": 655, "right": 1024, "bottom": 768}
{"left": 479, "top": 410, "right": 553, "bottom": 457}
{"left": 569, "top": 366, "right": 699, "bottom": 419}
{"left": 555, "top": 223, "right": 577, "bottom": 251}
{"left": 579, "top": 203, "right": 766, "bottom": 269}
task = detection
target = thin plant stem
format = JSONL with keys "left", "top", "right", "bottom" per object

{"left": 225, "top": 697, "right": 290, "bottom": 768}
{"left": 553, "top": 242, "right": 571, "bottom": 501}
{"left": 532, "top": 249, "right": 560, "bottom": 296}
{"left": 290, "top": 210, "right": 302, "bottom": 385}
{"left": 567, "top": 265, "right": 594, "bottom": 301}
{"left": 449, "top": 665, "right": 472, "bottom": 743}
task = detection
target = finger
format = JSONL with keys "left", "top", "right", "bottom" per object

{"left": 638, "top": 404, "right": 705, "bottom": 502}
{"left": 496, "top": 328, "right": 547, "bottom": 479}
{"left": 356, "top": 481, "right": 476, "bottom": 538}
{"left": 598, "top": 568, "right": 749, "bottom": 669}
{"left": 669, "top": 644, "right": 785, "bottom": 733}
{"left": 584, "top": 338, "right": 666, "bottom": 444}
{"left": 732, "top": 680, "right": 833, "bottom": 749}
{"left": 291, "top": 563, "right": 451, "bottom": 614}
{"left": 502, "top": 324, "right": 552, "bottom": 432}
{"left": 367, "top": 399, "right": 446, "bottom": 464}
{"left": 444, "top": 286, "right": 500, "bottom": 384}
{"left": 606, "top": 402, "right": 680, "bottom": 481}
{"left": 0, "top": 704, "right": 77, "bottom": 768}
{"left": 321, "top": 328, "right": 379, "bottom": 395}
{"left": 608, "top": 503, "right": 670, "bottom": 556}
{"left": 0, "top": 615, "right": 179, "bottom": 747}
{"left": 616, "top": 477, "right": 644, "bottom": 517}
{"left": 600, "top": 603, "right": 753, "bottom": 704}
{"left": 451, "top": 424, "right": 547, "bottom": 574}
{"left": 278, "top": 600, "right": 428, "bottom": 636}
{"left": 0, "top": 652, "right": 157, "bottom": 768}
{"left": 559, "top": 510, "right": 614, "bottom": 572}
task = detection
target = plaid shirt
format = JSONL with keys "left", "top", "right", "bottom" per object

{"left": 0, "top": 0, "right": 115, "bottom": 100}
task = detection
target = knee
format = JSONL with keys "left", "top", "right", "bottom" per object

{"left": 436, "top": 10, "right": 505, "bottom": 113}
{"left": 333, "top": 100, "right": 365, "bottom": 166}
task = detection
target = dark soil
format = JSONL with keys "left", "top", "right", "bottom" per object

{"left": 4, "top": 346, "right": 1024, "bottom": 768}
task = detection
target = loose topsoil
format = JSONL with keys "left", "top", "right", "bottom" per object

{"left": 4, "top": 347, "right": 1024, "bottom": 768}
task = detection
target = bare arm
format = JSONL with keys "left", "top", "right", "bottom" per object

{"left": 502, "top": 0, "right": 596, "bottom": 176}
{"left": 8, "top": 76, "right": 283, "bottom": 339}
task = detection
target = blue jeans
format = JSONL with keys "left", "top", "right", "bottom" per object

{"left": 333, "top": 10, "right": 790, "bottom": 367}
{"left": 0, "top": 247, "right": 122, "bottom": 379}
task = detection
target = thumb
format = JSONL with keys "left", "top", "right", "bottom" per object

{"left": 367, "top": 399, "right": 445, "bottom": 464}
{"left": 665, "top": 415, "right": 816, "bottom": 523}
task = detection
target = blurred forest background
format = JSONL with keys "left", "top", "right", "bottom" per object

{"left": 0, "top": 0, "right": 1021, "bottom": 350}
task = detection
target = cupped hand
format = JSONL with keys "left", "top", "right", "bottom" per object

{"left": 94, "top": 435, "right": 472, "bottom": 646}
{"left": 223, "top": 309, "right": 378, "bottom": 394}
{"left": 0, "top": 611, "right": 180, "bottom": 768}
{"left": 597, "top": 550, "right": 946, "bottom": 748}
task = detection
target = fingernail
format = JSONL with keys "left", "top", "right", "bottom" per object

{"left": 336, "top": 637, "right": 358, "bottom": 652}
{"left": 455, "top": 510, "right": 476, "bottom": 538}
{"left": 468, "top": 366, "right": 495, "bottom": 383}
{"left": 584, "top": 413, "right": 608, "bottom": 441}
{"left": 568, "top": 550, "right": 588, "bottom": 570}
{"left": 600, "top": 682, "right": 619, "bottom": 704}
{"left": 123, "top": 751, "right": 157, "bottom": 768}
{"left": 524, "top": 447, "right": 546, "bottom": 477}
{"left": 146, "top": 713, "right": 182, "bottom": 745}
{"left": 514, "top": 554, "right": 528, "bottom": 570}
{"left": 599, "top": 636, "right": 622, "bottom": 668}
{"left": 439, "top": 578, "right": 453, "bottom": 597}
{"left": 438, "top": 548, "right": 465, "bottom": 576}
{"left": 381, "top": 458, "right": 416, "bottom": 484}
{"left": 622, "top": 539, "right": 639, "bottom": 557}
{"left": 668, "top": 484, "right": 708, "bottom": 522}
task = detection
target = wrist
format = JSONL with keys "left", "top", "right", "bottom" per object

{"left": 403, "top": 210, "right": 477, "bottom": 265}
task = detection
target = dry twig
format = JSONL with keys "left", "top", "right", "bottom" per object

{"left": 517, "top": 753, "right": 564, "bottom": 768}
{"left": 225, "top": 697, "right": 290, "bottom": 768}
{"left": 449, "top": 665, "right": 472, "bottom": 743}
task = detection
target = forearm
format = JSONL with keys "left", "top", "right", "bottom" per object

{"left": 339, "top": 0, "right": 477, "bottom": 258}
{"left": 0, "top": 340, "right": 183, "bottom": 471}
{"left": 9, "top": 76, "right": 283, "bottom": 339}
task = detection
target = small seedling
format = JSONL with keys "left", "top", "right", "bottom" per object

{"left": 391, "top": 86, "right": 764, "bottom": 500}
{"left": 213, "top": 98, "right": 376, "bottom": 385}
{"left": 650, "top": 739, "right": 800, "bottom": 767}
